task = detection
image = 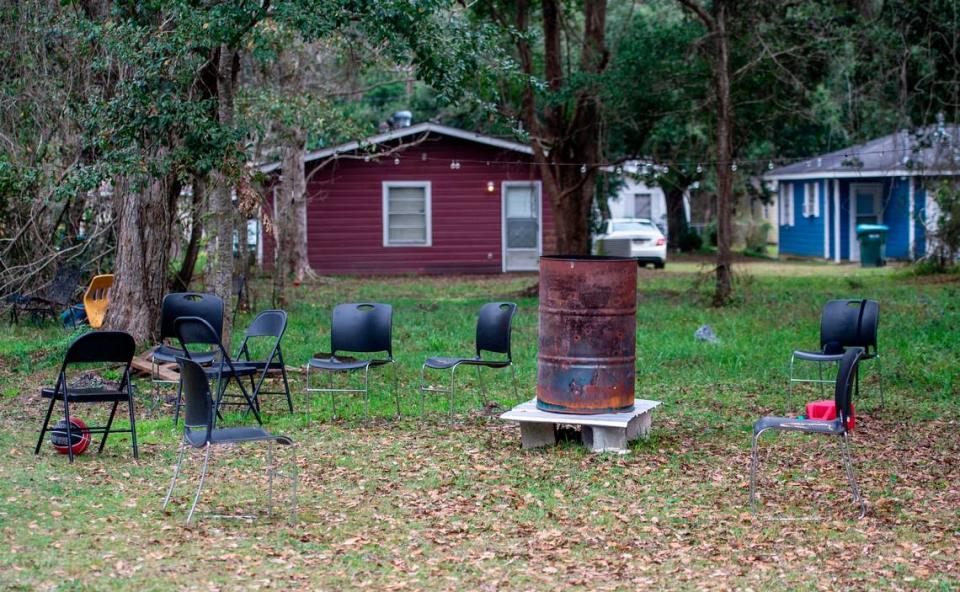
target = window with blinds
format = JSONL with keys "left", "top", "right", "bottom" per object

{"left": 383, "top": 182, "right": 431, "bottom": 246}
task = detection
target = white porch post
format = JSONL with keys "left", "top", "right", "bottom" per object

{"left": 908, "top": 177, "right": 916, "bottom": 260}
{"left": 833, "top": 179, "right": 841, "bottom": 262}
{"left": 823, "top": 181, "right": 830, "bottom": 259}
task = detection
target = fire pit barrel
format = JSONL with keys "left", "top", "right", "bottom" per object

{"left": 536, "top": 256, "right": 637, "bottom": 414}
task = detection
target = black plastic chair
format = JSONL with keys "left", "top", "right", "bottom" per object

{"left": 789, "top": 299, "right": 882, "bottom": 405}
{"left": 163, "top": 357, "right": 296, "bottom": 524}
{"left": 305, "top": 303, "right": 398, "bottom": 419}
{"left": 420, "top": 302, "right": 519, "bottom": 416}
{"left": 236, "top": 310, "right": 293, "bottom": 414}
{"left": 34, "top": 331, "right": 139, "bottom": 462}
{"left": 751, "top": 348, "right": 866, "bottom": 519}
{"left": 173, "top": 316, "right": 262, "bottom": 425}
{"left": 152, "top": 293, "right": 223, "bottom": 400}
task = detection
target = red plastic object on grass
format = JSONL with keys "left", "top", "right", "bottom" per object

{"left": 805, "top": 400, "right": 855, "bottom": 431}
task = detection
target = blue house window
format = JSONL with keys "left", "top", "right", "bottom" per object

{"left": 802, "top": 182, "right": 820, "bottom": 218}
{"left": 779, "top": 184, "right": 794, "bottom": 226}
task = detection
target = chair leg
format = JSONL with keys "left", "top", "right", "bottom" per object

{"left": 475, "top": 365, "right": 487, "bottom": 410}
{"left": 392, "top": 362, "right": 400, "bottom": 418}
{"left": 362, "top": 366, "right": 371, "bottom": 421}
{"left": 127, "top": 389, "right": 139, "bottom": 459}
{"left": 35, "top": 396, "right": 57, "bottom": 455}
{"left": 173, "top": 379, "right": 184, "bottom": 426}
{"left": 839, "top": 432, "right": 866, "bottom": 519}
{"left": 63, "top": 397, "right": 75, "bottom": 463}
{"left": 448, "top": 366, "right": 458, "bottom": 417}
{"left": 267, "top": 442, "right": 274, "bottom": 518}
{"left": 163, "top": 439, "right": 187, "bottom": 510}
{"left": 289, "top": 447, "right": 298, "bottom": 524}
{"left": 187, "top": 443, "right": 212, "bottom": 524}
{"left": 328, "top": 371, "right": 337, "bottom": 420}
{"left": 876, "top": 354, "right": 884, "bottom": 408}
{"left": 98, "top": 401, "right": 119, "bottom": 454}
{"left": 280, "top": 360, "right": 293, "bottom": 413}
{"left": 788, "top": 354, "right": 796, "bottom": 399}
{"left": 510, "top": 364, "right": 519, "bottom": 404}
{"left": 749, "top": 430, "right": 762, "bottom": 514}
{"left": 419, "top": 364, "right": 429, "bottom": 418}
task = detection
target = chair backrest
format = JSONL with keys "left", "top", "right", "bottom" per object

{"left": 160, "top": 293, "right": 224, "bottom": 342}
{"left": 83, "top": 274, "right": 114, "bottom": 329}
{"left": 176, "top": 357, "right": 214, "bottom": 444}
{"left": 244, "top": 310, "right": 287, "bottom": 338}
{"left": 45, "top": 266, "right": 83, "bottom": 305}
{"left": 174, "top": 316, "right": 224, "bottom": 349}
{"left": 331, "top": 303, "right": 392, "bottom": 357}
{"left": 476, "top": 302, "right": 517, "bottom": 359}
{"left": 820, "top": 299, "right": 879, "bottom": 354}
{"left": 63, "top": 331, "right": 135, "bottom": 365}
{"left": 834, "top": 347, "right": 863, "bottom": 430}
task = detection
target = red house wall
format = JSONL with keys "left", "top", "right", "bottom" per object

{"left": 263, "top": 134, "right": 555, "bottom": 275}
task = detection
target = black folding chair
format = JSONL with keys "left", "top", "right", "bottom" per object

{"left": 751, "top": 348, "right": 866, "bottom": 519}
{"left": 235, "top": 310, "right": 293, "bottom": 414}
{"left": 305, "top": 303, "right": 399, "bottom": 419}
{"left": 34, "top": 331, "right": 139, "bottom": 462}
{"left": 420, "top": 302, "right": 519, "bottom": 415}
{"left": 14, "top": 265, "right": 83, "bottom": 326}
{"left": 163, "top": 357, "right": 296, "bottom": 524}
{"left": 789, "top": 299, "right": 882, "bottom": 405}
{"left": 174, "top": 316, "right": 262, "bottom": 425}
{"left": 152, "top": 293, "right": 223, "bottom": 403}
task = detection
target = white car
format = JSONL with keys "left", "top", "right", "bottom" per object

{"left": 594, "top": 218, "right": 667, "bottom": 268}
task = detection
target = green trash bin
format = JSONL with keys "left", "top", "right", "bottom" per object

{"left": 856, "top": 224, "right": 889, "bottom": 268}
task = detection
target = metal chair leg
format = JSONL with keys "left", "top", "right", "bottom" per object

{"left": 448, "top": 365, "right": 458, "bottom": 417}
{"left": 876, "top": 354, "right": 884, "bottom": 407}
{"left": 163, "top": 439, "right": 187, "bottom": 510}
{"left": 267, "top": 442, "right": 274, "bottom": 518}
{"left": 127, "top": 384, "right": 139, "bottom": 459}
{"left": 788, "top": 354, "right": 796, "bottom": 399}
{"left": 817, "top": 362, "right": 825, "bottom": 399}
{"left": 749, "top": 431, "right": 762, "bottom": 514}
{"left": 186, "top": 443, "right": 212, "bottom": 524}
{"left": 63, "top": 396, "right": 75, "bottom": 463}
{"left": 419, "top": 363, "right": 429, "bottom": 417}
{"left": 35, "top": 396, "right": 57, "bottom": 455}
{"left": 362, "top": 366, "right": 370, "bottom": 421}
{"left": 289, "top": 447, "right": 299, "bottom": 524}
{"left": 98, "top": 401, "right": 119, "bottom": 454}
{"left": 840, "top": 432, "right": 866, "bottom": 519}
{"left": 392, "top": 362, "right": 401, "bottom": 418}
{"left": 510, "top": 363, "right": 519, "bottom": 403}
{"left": 475, "top": 365, "right": 487, "bottom": 410}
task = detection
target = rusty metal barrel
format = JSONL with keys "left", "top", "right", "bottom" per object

{"left": 536, "top": 256, "right": 637, "bottom": 414}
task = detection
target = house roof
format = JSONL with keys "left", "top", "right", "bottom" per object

{"left": 258, "top": 122, "right": 533, "bottom": 173}
{"left": 764, "top": 124, "right": 960, "bottom": 180}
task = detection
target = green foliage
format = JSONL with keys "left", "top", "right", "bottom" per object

{"left": 922, "top": 180, "right": 960, "bottom": 272}
{"left": 677, "top": 226, "right": 703, "bottom": 252}
{"left": 743, "top": 220, "right": 772, "bottom": 257}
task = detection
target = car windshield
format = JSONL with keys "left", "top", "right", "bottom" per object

{"left": 611, "top": 221, "right": 656, "bottom": 233}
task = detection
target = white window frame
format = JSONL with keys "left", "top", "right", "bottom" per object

{"left": 779, "top": 183, "right": 794, "bottom": 226}
{"left": 382, "top": 181, "right": 432, "bottom": 247}
{"left": 803, "top": 182, "right": 820, "bottom": 218}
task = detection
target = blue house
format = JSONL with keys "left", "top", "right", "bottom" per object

{"left": 764, "top": 125, "right": 957, "bottom": 262}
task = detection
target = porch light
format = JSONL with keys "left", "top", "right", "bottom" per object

{"left": 486, "top": 181, "right": 496, "bottom": 193}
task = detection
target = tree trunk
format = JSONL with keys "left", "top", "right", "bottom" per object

{"left": 514, "top": 0, "right": 607, "bottom": 256}
{"left": 170, "top": 176, "right": 205, "bottom": 292}
{"left": 711, "top": 2, "right": 734, "bottom": 306}
{"left": 276, "top": 126, "right": 312, "bottom": 284}
{"left": 210, "top": 45, "right": 237, "bottom": 346}
{"left": 664, "top": 186, "right": 688, "bottom": 249}
{"left": 104, "top": 169, "right": 180, "bottom": 346}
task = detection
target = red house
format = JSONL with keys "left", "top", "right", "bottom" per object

{"left": 260, "top": 123, "right": 555, "bottom": 274}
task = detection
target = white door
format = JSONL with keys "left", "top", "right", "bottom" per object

{"left": 849, "top": 183, "right": 883, "bottom": 261}
{"left": 502, "top": 182, "right": 541, "bottom": 271}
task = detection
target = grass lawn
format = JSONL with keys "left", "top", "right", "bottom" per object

{"left": 0, "top": 260, "right": 958, "bottom": 590}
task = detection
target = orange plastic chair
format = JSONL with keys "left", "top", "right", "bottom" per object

{"left": 83, "top": 274, "right": 114, "bottom": 329}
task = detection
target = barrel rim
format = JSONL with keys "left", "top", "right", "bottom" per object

{"left": 540, "top": 255, "right": 638, "bottom": 263}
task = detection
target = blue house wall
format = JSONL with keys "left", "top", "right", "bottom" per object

{"left": 779, "top": 176, "right": 926, "bottom": 261}
{"left": 779, "top": 180, "right": 826, "bottom": 257}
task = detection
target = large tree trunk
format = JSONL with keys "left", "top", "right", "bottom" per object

{"left": 170, "top": 176, "right": 205, "bottom": 292}
{"left": 275, "top": 126, "right": 312, "bottom": 286}
{"left": 104, "top": 168, "right": 181, "bottom": 345}
{"left": 664, "top": 186, "right": 688, "bottom": 249}
{"left": 210, "top": 45, "right": 238, "bottom": 346}
{"left": 514, "top": 0, "right": 607, "bottom": 256}
{"left": 710, "top": 2, "right": 734, "bottom": 306}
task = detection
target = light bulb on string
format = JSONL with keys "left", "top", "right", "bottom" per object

{"left": 580, "top": 164, "right": 587, "bottom": 174}
{"left": 394, "top": 157, "right": 400, "bottom": 165}
{"left": 696, "top": 163, "right": 703, "bottom": 174}
{"left": 691, "top": 180, "right": 701, "bottom": 189}
{"left": 364, "top": 155, "right": 371, "bottom": 162}
{"left": 615, "top": 166, "right": 623, "bottom": 176}
{"left": 731, "top": 162, "right": 738, "bottom": 172}
{"left": 767, "top": 160, "right": 774, "bottom": 170}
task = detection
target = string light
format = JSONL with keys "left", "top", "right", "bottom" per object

{"left": 615, "top": 166, "right": 623, "bottom": 175}
{"left": 731, "top": 162, "right": 738, "bottom": 172}
{"left": 691, "top": 180, "right": 701, "bottom": 189}
{"left": 394, "top": 157, "right": 400, "bottom": 165}
{"left": 580, "top": 164, "right": 587, "bottom": 173}
{"left": 767, "top": 161, "right": 775, "bottom": 170}
{"left": 364, "top": 155, "right": 371, "bottom": 162}
{"left": 696, "top": 163, "right": 703, "bottom": 174}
